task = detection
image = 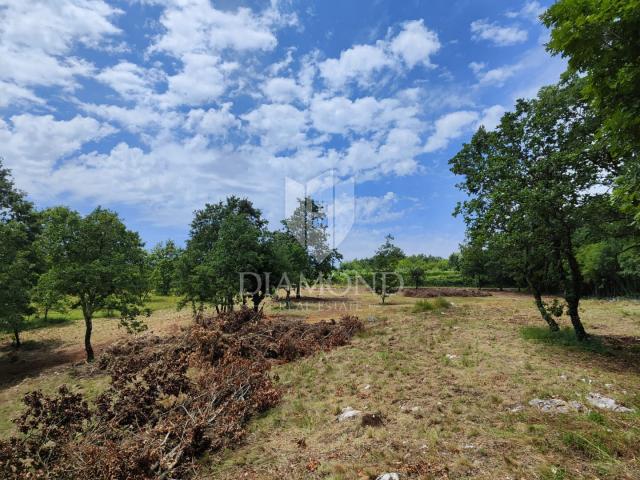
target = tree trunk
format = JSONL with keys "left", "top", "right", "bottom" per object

{"left": 562, "top": 233, "right": 588, "bottom": 341}
{"left": 44, "top": 307, "right": 49, "bottom": 322}
{"left": 295, "top": 283, "right": 301, "bottom": 299}
{"left": 528, "top": 279, "right": 559, "bottom": 331}
{"left": 13, "top": 329, "right": 21, "bottom": 348}
{"left": 285, "top": 288, "right": 291, "bottom": 309}
{"left": 84, "top": 315, "right": 94, "bottom": 362}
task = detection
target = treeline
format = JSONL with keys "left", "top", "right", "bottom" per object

{"left": 0, "top": 165, "right": 339, "bottom": 360}
{"left": 338, "top": 235, "right": 464, "bottom": 289}
{"left": 449, "top": 0, "right": 640, "bottom": 340}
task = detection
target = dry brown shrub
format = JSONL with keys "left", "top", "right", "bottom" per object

{"left": 0, "top": 311, "right": 363, "bottom": 479}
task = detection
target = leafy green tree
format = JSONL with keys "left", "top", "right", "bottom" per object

{"left": 43, "top": 206, "right": 150, "bottom": 361}
{"left": 371, "top": 234, "right": 405, "bottom": 271}
{"left": 268, "top": 231, "right": 309, "bottom": 307}
{"left": 176, "top": 197, "right": 270, "bottom": 314}
{"left": 31, "top": 270, "right": 68, "bottom": 322}
{"left": 451, "top": 78, "right": 614, "bottom": 340}
{"left": 365, "top": 235, "right": 405, "bottom": 303}
{"left": 148, "top": 240, "right": 181, "bottom": 295}
{"left": 544, "top": 0, "right": 640, "bottom": 233}
{"left": 0, "top": 161, "right": 41, "bottom": 347}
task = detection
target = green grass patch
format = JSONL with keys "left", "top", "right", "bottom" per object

{"left": 412, "top": 297, "right": 451, "bottom": 313}
{"left": 520, "top": 326, "right": 608, "bottom": 353}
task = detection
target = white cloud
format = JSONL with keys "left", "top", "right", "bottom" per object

{"left": 262, "top": 77, "right": 306, "bottom": 103}
{"left": 151, "top": 0, "right": 280, "bottom": 57}
{"left": 310, "top": 95, "right": 422, "bottom": 135}
{"left": 472, "top": 62, "right": 521, "bottom": 87}
{"left": 0, "top": 114, "right": 114, "bottom": 192}
{"left": 506, "top": 2, "right": 546, "bottom": 22}
{"left": 318, "top": 19, "right": 440, "bottom": 89}
{"left": 424, "top": 111, "right": 479, "bottom": 152}
{"left": 242, "top": 103, "right": 309, "bottom": 151}
{"left": 319, "top": 43, "right": 392, "bottom": 90}
{"left": 476, "top": 105, "right": 506, "bottom": 130}
{"left": 356, "top": 192, "right": 406, "bottom": 224}
{"left": 471, "top": 20, "right": 528, "bottom": 46}
{"left": 96, "top": 62, "right": 160, "bottom": 100}
{"left": 160, "top": 54, "right": 229, "bottom": 107}
{"left": 389, "top": 20, "right": 440, "bottom": 68}
{"left": 0, "top": 0, "right": 120, "bottom": 105}
{"left": 185, "top": 104, "right": 240, "bottom": 137}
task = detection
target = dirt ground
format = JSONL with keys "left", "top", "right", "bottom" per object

{"left": 1, "top": 290, "right": 640, "bottom": 479}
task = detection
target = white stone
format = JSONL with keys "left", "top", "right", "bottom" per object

{"left": 446, "top": 354, "right": 459, "bottom": 360}
{"left": 586, "top": 393, "right": 634, "bottom": 413}
{"left": 337, "top": 406, "right": 362, "bottom": 422}
{"left": 376, "top": 474, "right": 400, "bottom": 480}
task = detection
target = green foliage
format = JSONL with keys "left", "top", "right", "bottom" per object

{"left": 412, "top": 300, "right": 436, "bottom": 312}
{"left": 544, "top": 0, "right": 640, "bottom": 230}
{"left": 450, "top": 77, "right": 613, "bottom": 338}
{"left": 176, "top": 197, "right": 276, "bottom": 313}
{"left": 148, "top": 240, "right": 181, "bottom": 295}
{"left": 31, "top": 270, "right": 69, "bottom": 321}
{"left": 412, "top": 297, "right": 451, "bottom": 313}
{"left": 0, "top": 160, "right": 41, "bottom": 347}
{"left": 41, "top": 206, "right": 150, "bottom": 360}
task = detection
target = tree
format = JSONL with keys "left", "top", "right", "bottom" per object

{"left": 176, "top": 197, "right": 270, "bottom": 314}
{"left": 544, "top": 0, "right": 640, "bottom": 232}
{"left": 31, "top": 270, "right": 68, "bottom": 322}
{"left": 283, "top": 197, "right": 338, "bottom": 296}
{"left": 148, "top": 240, "right": 181, "bottom": 295}
{"left": 43, "top": 207, "right": 150, "bottom": 361}
{"left": 371, "top": 234, "right": 405, "bottom": 271}
{"left": 268, "top": 231, "right": 309, "bottom": 307}
{"left": 409, "top": 267, "right": 425, "bottom": 289}
{"left": 366, "top": 235, "right": 405, "bottom": 304}
{"left": 0, "top": 160, "right": 41, "bottom": 347}
{"left": 450, "top": 78, "right": 614, "bottom": 340}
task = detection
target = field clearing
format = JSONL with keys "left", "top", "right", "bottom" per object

{"left": 1, "top": 290, "right": 640, "bottom": 478}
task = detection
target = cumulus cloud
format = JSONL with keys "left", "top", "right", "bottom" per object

{"left": 471, "top": 19, "right": 528, "bottom": 46}
{"left": 318, "top": 19, "right": 440, "bottom": 89}
{"left": 0, "top": 114, "right": 114, "bottom": 192}
{"left": 390, "top": 20, "right": 441, "bottom": 68}
{"left": 424, "top": 111, "right": 479, "bottom": 152}
{"left": 0, "top": 0, "right": 120, "bottom": 105}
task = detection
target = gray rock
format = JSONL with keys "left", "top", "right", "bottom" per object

{"left": 529, "top": 398, "right": 585, "bottom": 413}
{"left": 337, "top": 406, "right": 362, "bottom": 422}
{"left": 586, "top": 393, "right": 634, "bottom": 413}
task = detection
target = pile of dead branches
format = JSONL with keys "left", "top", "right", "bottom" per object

{"left": 0, "top": 309, "right": 363, "bottom": 479}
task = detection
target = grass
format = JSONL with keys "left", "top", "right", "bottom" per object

{"left": 2, "top": 290, "right": 640, "bottom": 478}
{"left": 20, "top": 294, "right": 181, "bottom": 331}
{"left": 411, "top": 296, "right": 452, "bottom": 313}
{"left": 520, "top": 326, "right": 609, "bottom": 353}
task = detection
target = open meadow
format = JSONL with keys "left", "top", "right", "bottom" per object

{"left": 2, "top": 289, "right": 639, "bottom": 479}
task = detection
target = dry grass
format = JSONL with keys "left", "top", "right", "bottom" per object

{"left": 1, "top": 290, "right": 640, "bottom": 478}
{"left": 204, "top": 292, "right": 640, "bottom": 479}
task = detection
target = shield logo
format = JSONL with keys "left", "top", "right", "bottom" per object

{"left": 285, "top": 169, "right": 355, "bottom": 263}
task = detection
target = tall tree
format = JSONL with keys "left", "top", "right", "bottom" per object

{"left": 148, "top": 240, "right": 181, "bottom": 296}
{"left": 0, "top": 160, "right": 41, "bottom": 347}
{"left": 544, "top": 0, "right": 640, "bottom": 227}
{"left": 43, "top": 206, "right": 149, "bottom": 361}
{"left": 176, "top": 197, "right": 270, "bottom": 314}
{"left": 450, "top": 78, "right": 614, "bottom": 340}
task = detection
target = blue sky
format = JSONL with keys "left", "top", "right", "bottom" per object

{"left": 0, "top": 0, "right": 565, "bottom": 259}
